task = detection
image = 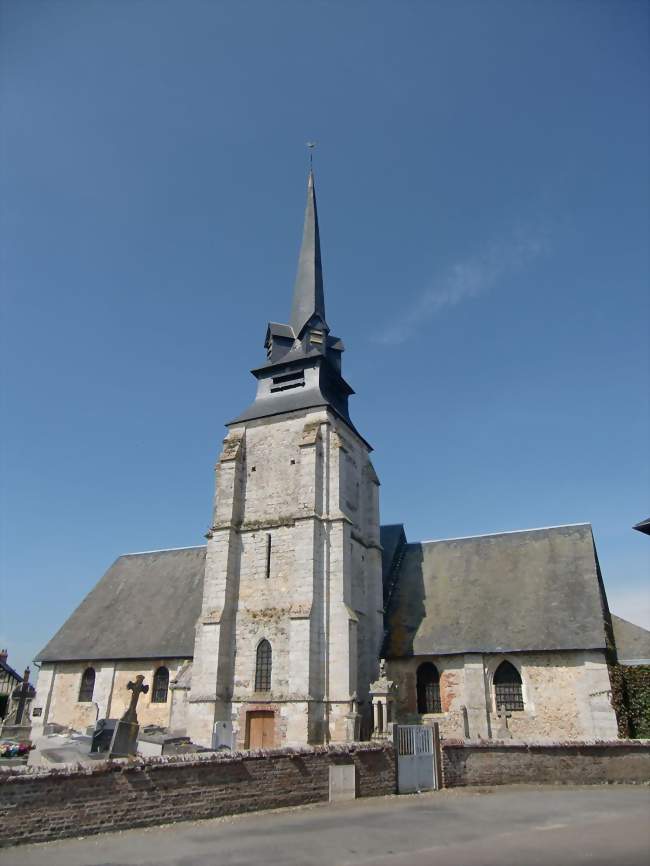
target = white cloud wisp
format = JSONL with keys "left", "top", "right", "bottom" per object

{"left": 375, "top": 225, "right": 548, "bottom": 346}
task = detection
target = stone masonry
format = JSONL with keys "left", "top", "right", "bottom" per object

{"left": 31, "top": 659, "right": 188, "bottom": 735}
{"left": 187, "top": 408, "right": 383, "bottom": 748}
{"left": 388, "top": 649, "right": 618, "bottom": 741}
{"left": 441, "top": 740, "right": 650, "bottom": 787}
{"left": 0, "top": 742, "right": 395, "bottom": 847}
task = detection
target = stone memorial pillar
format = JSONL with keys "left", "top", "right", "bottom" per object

{"left": 369, "top": 660, "right": 395, "bottom": 739}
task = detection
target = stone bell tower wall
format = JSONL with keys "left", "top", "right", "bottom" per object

{"left": 187, "top": 407, "right": 383, "bottom": 748}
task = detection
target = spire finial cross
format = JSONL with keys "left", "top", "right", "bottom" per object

{"left": 306, "top": 141, "right": 317, "bottom": 170}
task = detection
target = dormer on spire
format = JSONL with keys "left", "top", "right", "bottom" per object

{"left": 290, "top": 171, "right": 327, "bottom": 338}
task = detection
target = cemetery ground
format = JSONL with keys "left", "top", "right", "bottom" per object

{"left": 2, "top": 784, "right": 649, "bottom": 866}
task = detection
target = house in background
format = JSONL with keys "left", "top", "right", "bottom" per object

{"left": 0, "top": 651, "right": 27, "bottom": 721}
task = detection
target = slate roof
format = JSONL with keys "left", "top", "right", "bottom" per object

{"left": 36, "top": 523, "right": 643, "bottom": 666}
{"left": 0, "top": 659, "right": 23, "bottom": 684}
{"left": 229, "top": 169, "right": 366, "bottom": 447}
{"left": 611, "top": 615, "right": 650, "bottom": 663}
{"left": 380, "top": 524, "right": 406, "bottom": 581}
{"left": 230, "top": 365, "right": 354, "bottom": 429}
{"left": 35, "top": 546, "right": 206, "bottom": 662}
{"left": 384, "top": 523, "right": 611, "bottom": 657}
{"left": 379, "top": 524, "right": 407, "bottom": 609}
{"left": 290, "top": 170, "right": 326, "bottom": 337}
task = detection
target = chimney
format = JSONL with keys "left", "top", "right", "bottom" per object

{"left": 0, "top": 649, "right": 7, "bottom": 663}
{"left": 22, "top": 667, "right": 30, "bottom": 684}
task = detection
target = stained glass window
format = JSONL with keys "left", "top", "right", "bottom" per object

{"left": 255, "top": 640, "right": 272, "bottom": 692}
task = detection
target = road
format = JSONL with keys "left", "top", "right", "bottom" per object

{"left": 2, "top": 785, "right": 649, "bottom": 866}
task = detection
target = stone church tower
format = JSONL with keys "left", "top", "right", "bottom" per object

{"left": 187, "top": 172, "right": 383, "bottom": 749}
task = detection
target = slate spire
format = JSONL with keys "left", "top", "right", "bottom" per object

{"left": 290, "top": 170, "right": 326, "bottom": 337}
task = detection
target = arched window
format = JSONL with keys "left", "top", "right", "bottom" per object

{"left": 255, "top": 640, "right": 272, "bottom": 692}
{"left": 78, "top": 667, "right": 95, "bottom": 702}
{"left": 494, "top": 660, "right": 524, "bottom": 711}
{"left": 152, "top": 666, "right": 169, "bottom": 703}
{"left": 416, "top": 662, "right": 441, "bottom": 714}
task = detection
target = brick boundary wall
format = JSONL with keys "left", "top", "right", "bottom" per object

{"left": 441, "top": 739, "right": 650, "bottom": 788}
{"left": 0, "top": 742, "right": 396, "bottom": 848}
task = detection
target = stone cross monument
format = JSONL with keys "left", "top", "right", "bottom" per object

{"left": 495, "top": 703, "right": 513, "bottom": 739}
{"left": 110, "top": 675, "right": 149, "bottom": 758}
{"left": 122, "top": 675, "right": 149, "bottom": 724}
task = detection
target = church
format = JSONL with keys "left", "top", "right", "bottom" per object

{"left": 31, "top": 172, "right": 649, "bottom": 749}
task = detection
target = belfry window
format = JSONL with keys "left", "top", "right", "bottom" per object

{"left": 78, "top": 667, "right": 95, "bottom": 702}
{"left": 152, "top": 666, "right": 169, "bottom": 703}
{"left": 255, "top": 640, "right": 272, "bottom": 692}
{"left": 270, "top": 371, "right": 304, "bottom": 393}
{"left": 416, "top": 662, "right": 441, "bottom": 714}
{"left": 494, "top": 661, "right": 524, "bottom": 711}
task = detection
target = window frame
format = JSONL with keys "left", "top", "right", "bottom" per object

{"left": 416, "top": 661, "right": 442, "bottom": 714}
{"left": 493, "top": 660, "right": 525, "bottom": 712}
{"left": 78, "top": 667, "right": 95, "bottom": 703}
{"left": 151, "top": 666, "right": 170, "bottom": 703}
{"left": 254, "top": 640, "right": 272, "bottom": 692}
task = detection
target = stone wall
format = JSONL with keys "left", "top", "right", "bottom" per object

{"left": 441, "top": 740, "right": 650, "bottom": 787}
{"left": 0, "top": 742, "right": 395, "bottom": 847}
{"left": 31, "top": 659, "right": 188, "bottom": 737}
{"left": 388, "top": 649, "right": 618, "bottom": 741}
{"left": 188, "top": 407, "right": 383, "bottom": 749}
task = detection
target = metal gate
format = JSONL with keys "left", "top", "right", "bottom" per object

{"left": 394, "top": 724, "right": 440, "bottom": 793}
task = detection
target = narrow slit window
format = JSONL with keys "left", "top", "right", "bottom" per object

{"left": 255, "top": 640, "right": 272, "bottom": 692}
{"left": 265, "top": 533, "right": 272, "bottom": 579}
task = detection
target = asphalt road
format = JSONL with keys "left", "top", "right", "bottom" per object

{"left": 3, "top": 785, "right": 649, "bottom": 866}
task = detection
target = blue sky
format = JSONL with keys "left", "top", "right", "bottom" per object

{"left": 1, "top": 0, "right": 648, "bottom": 674}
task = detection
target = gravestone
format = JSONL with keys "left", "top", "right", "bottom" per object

{"left": 109, "top": 675, "right": 149, "bottom": 758}
{"left": 91, "top": 718, "right": 117, "bottom": 753}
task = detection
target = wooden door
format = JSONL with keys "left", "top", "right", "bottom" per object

{"left": 247, "top": 711, "right": 274, "bottom": 749}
